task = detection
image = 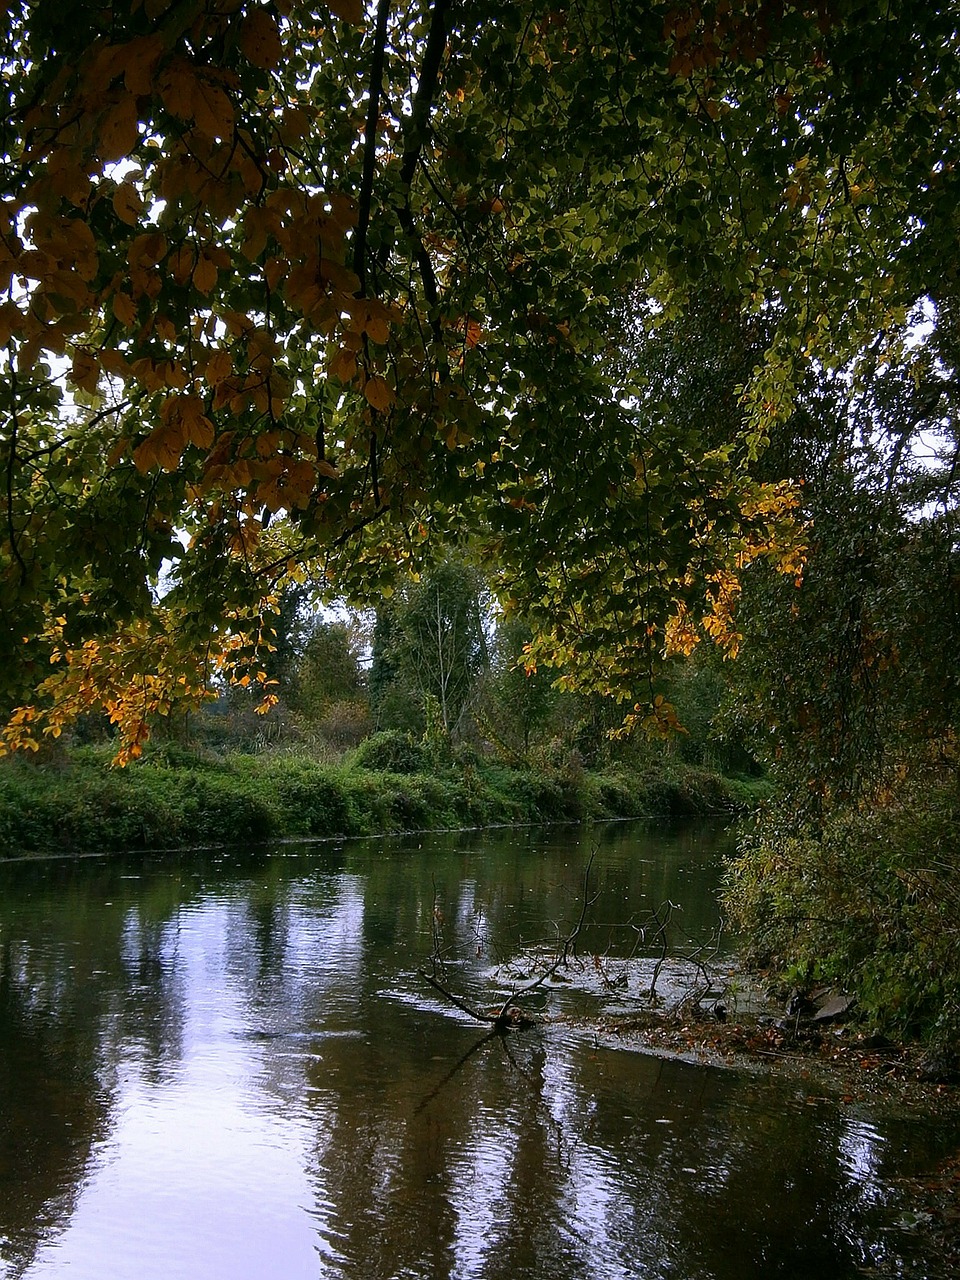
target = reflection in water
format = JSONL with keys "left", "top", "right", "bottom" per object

{"left": 0, "top": 823, "right": 955, "bottom": 1280}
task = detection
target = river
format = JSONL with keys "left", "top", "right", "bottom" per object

{"left": 0, "top": 820, "right": 955, "bottom": 1279}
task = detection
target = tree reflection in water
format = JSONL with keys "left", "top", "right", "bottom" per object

{"left": 0, "top": 825, "right": 954, "bottom": 1280}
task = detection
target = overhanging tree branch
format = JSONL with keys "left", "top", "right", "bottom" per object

{"left": 353, "top": 0, "right": 392, "bottom": 297}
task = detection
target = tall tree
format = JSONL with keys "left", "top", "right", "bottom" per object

{"left": 720, "top": 340, "right": 960, "bottom": 1049}
{"left": 369, "top": 554, "right": 488, "bottom": 737}
{"left": 292, "top": 615, "right": 366, "bottom": 724}
{"left": 1, "top": 1, "right": 957, "bottom": 757}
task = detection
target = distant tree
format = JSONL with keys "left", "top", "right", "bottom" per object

{"left": 292, "top": 617, "right": 367, "bottom": 727}
{"left": 368, "top": 604, "right": 419, "bottom": 734}
{"left": 261, "top": 583, "right": 312, "bottom": 693}
{"left": 476, "top": 614, "right": 557, "bottom": 763}
{"left": 369, "top": 555, "right": 488, "bottom": 739}
{"left": 402, "top": 557, "right": 489, "bottom": 738}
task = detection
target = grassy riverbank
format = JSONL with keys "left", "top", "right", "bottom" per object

{"left": 0, "top": 733, "right": 767, "bottom": 856}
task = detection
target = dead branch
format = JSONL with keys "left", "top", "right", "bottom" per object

{"left": 421, "top": 851, "right": 598, "bottom": 1030}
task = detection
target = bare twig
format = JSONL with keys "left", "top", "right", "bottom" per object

{"left": 646, "top": 899, "right": 678, "bottom": 1001}
{"left": 420, "top": 851, "right": 599, "bottom": 1030}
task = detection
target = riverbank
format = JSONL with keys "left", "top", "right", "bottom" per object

{"left": 597, "top": 989, "right": 960, "bottom": 1277}
{"left": 0, "top": 735, "right": 769, "bottom": 856}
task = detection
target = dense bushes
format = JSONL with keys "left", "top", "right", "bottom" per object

{"left": 0, "top": 742, "right": 748, "bottom": 857}
{"left": 725, "top": 780, "right": 960, "bottom": 1055}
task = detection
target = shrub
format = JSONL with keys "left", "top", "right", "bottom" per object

{"left": 254, "top": 756, "right": 356, "bottom": 837}
{"left": 348, "top": 730, "right": 427, "bottom": 774}
{"left": 724, "top": 781, "right": 960, "bottom": 1051}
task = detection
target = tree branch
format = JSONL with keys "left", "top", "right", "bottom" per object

{"left": 353, "top": 0, "right": 392, "bottom": 296}
{"left": 420, "top": 851, "right": 598, "bottom": 1030}
{"left": 378, "top": 0, "right": 452, "bottom": 370}
{"left": 4, "top": 351, "right": 27, "bottom": 584}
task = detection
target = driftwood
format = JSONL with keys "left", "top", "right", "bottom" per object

{"left": 421, "top": 853, "right": 598, "bottom": 1030}
{"left": 420, "top": 854, "right": 731, "bottom": 1031}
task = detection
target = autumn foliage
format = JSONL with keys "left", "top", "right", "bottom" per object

{"left": 0, "top": 0, "right": 954, "bottom": 756}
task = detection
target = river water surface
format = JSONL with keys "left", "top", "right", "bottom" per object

{"left": 0, "top": 821, "right": 955, "bottom": 1279}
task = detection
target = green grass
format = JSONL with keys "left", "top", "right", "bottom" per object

{"left": 0, "top": 735, "right": 753, "bottom": 857}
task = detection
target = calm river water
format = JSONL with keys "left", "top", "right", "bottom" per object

{"left": 0, "top": 820, "right": 955, "bottom": 1280}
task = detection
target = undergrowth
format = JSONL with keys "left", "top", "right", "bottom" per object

{"left": 0, "top": 731, "right": 752, "bottom": 856}
{"left": 724, "top": 779, "right": 960, "bottom": 1057}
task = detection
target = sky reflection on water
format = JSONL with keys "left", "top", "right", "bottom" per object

{"left": 0, "top": 823, "right": 955, "bottom": 1279}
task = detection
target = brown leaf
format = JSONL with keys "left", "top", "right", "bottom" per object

{"left": 169, "top": 244, "right": 195, "bottom": 286}
{"left": 191, "top": 78, "right": 235, "bottom": 140}
{"left": 205, "top": 349, "right": 232, "bottom": 387}
{"left": 240, "top": 9, "right": 284, "bottom": 71}
{"left": 158, "top": 59, "right": 196, "bottom": 121}
{"left": 99, "top": 95, "right": 140, "bottom": 163}
{"left": 123, "top": 34, "right": 164, "bottom": 97}
{"left": 193, "top": 253, "right": 218, "bottom": 295}
{"left": 112, "top": 182, "right": 144, "bottom": 227}
{"left": 111, "top": 291, "right": 138, "bottom": 327}
{"left": 70, "top": 350, "right": 100, "bottom": 395}
{"left": 363, "top": 375, "right": 394, "bottom": 412}
{"left": 327, "top": 0, "right": 363, "bottom": 22}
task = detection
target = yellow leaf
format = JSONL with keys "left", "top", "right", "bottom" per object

{"left": 283, "top": 459, "right": 317, "bottom": 507}
{"left": 112, "top": 182, "right": 143, "bottom": 226}
{"left": 133, "top": 419, "right": 188, "bottom": 472}
{"left": 99, "top": 95, "right": 140, "bottom": 162}
{"left": 329, "top": 347, "right": 357, "bottom": 383}
{"left": 161, "top": 361, "right": 189, "bottom": 390}
{"left": 363, "top": 313, "right": 390, "bottom": 345}
{"left": 175, "top": 394, "right": 215, "bottom": 450}
{"left": 240, "top": 8, "right": 284, "bottom": 70}
{"left": 363, "top": 375, "right": 394, "bottom": 411}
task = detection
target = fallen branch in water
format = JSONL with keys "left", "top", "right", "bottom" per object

{"left": 421, "top": 853, "right": 598, "bottom": 1030}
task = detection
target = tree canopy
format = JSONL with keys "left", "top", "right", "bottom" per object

{"left": 1, "top": 0, "right": 957, "bottom": 757}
